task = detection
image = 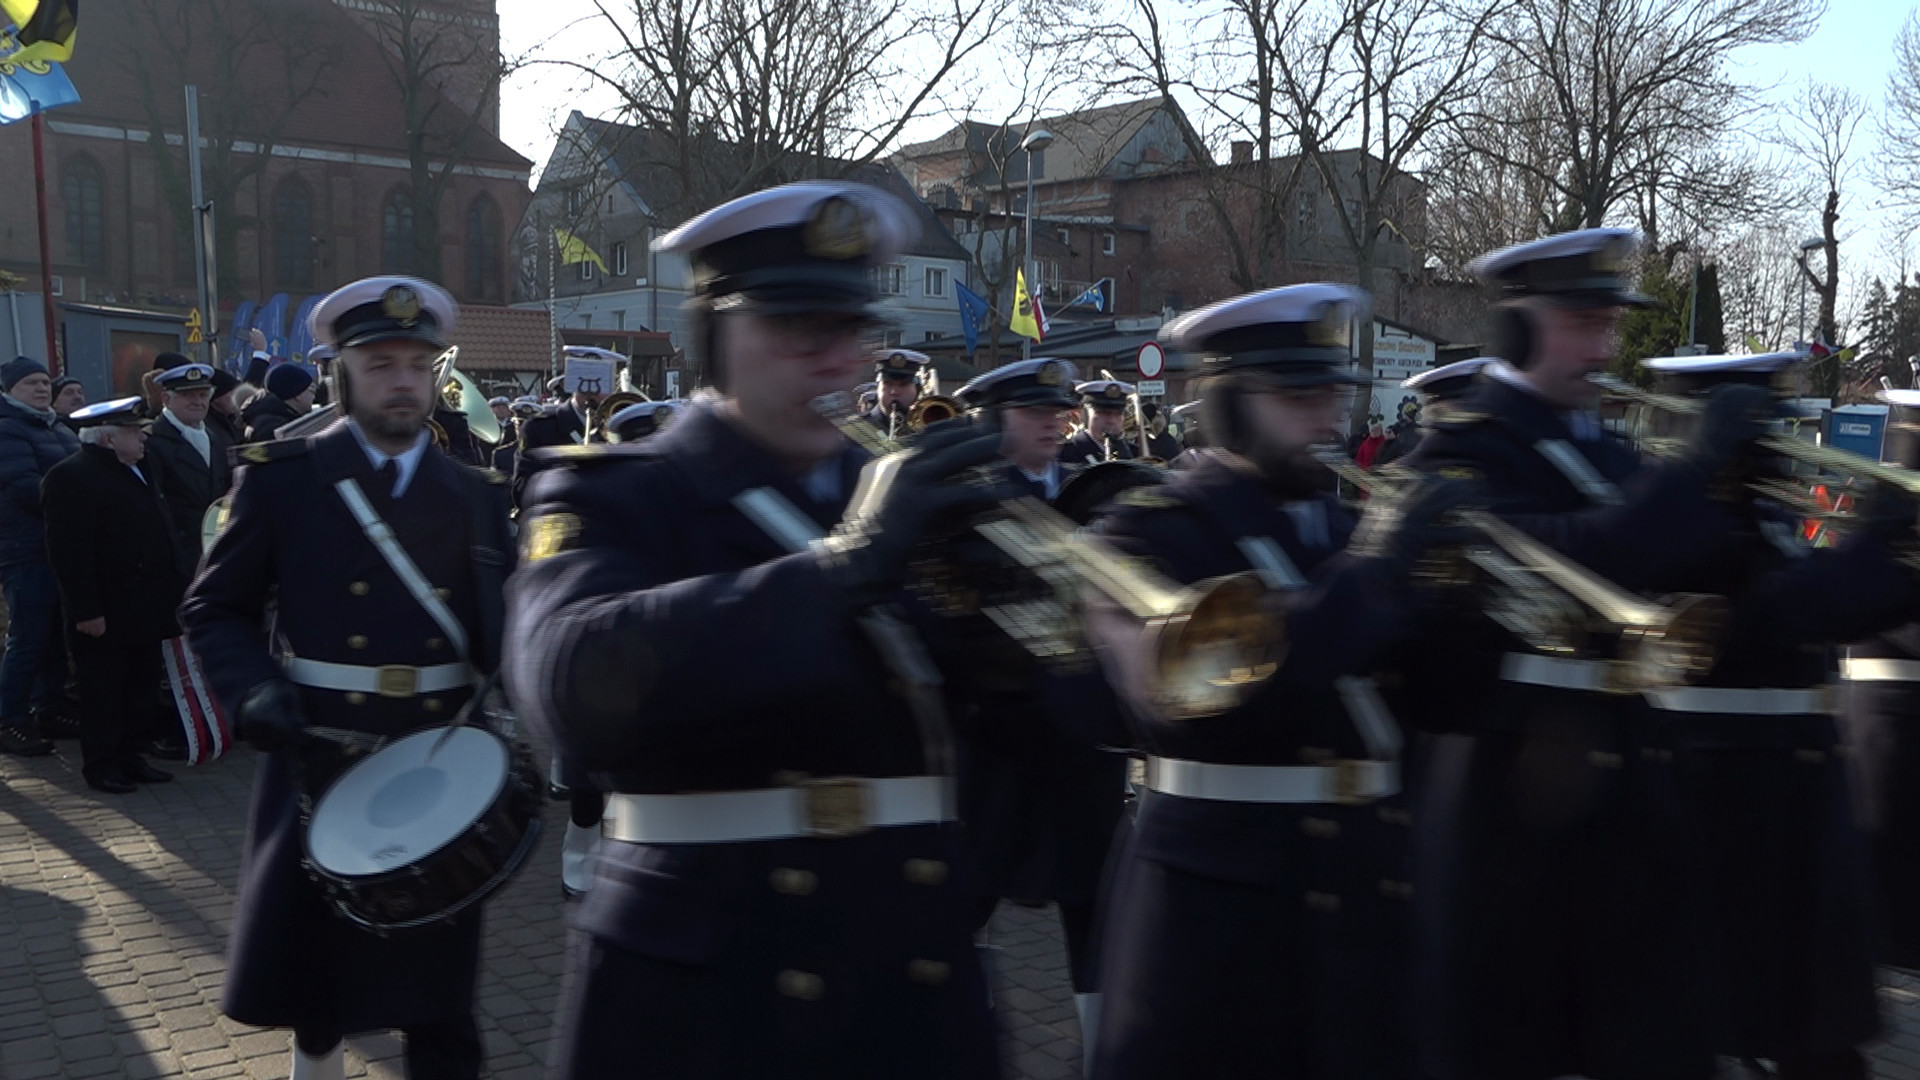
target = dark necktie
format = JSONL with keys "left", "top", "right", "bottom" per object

{"left": 376, "top": 459, "right": 400, "bottom": 501}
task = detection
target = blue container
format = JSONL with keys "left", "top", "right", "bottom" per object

{"left": 1826, "top": 405, "right": 1888, "bottom": 461}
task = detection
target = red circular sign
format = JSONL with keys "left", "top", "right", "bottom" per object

{"left": 1136, "top": 341, "right": 1165, "bottom": 379}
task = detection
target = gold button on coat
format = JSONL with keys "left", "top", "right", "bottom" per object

{"left": 769, "top": 868, "right": 818, "bottom": 895}
{"left": 423, "top": 698, "right": 443, "bottom": 713}
{"left": 426, "top": 637, "right": 444, "bottom": 650}
{"left": 903, "top": 859, "right": 948, "bottom": 885}
{"left": 776, "top": 970, "right": 823, "bottom": 1000}
{"left": 349, "top": 581, "right": 369, "bottom": 596}
{"left": 1300, "top": 817, "right": 1339, "bottom": 839}
{"left": 1587, "top": 750, "right": 1623, "bottom": 769}
{"left": 347, "top": 635, "right": 368, "bottom": 649}
{"left": 907, "top": 959, "right": 950, "bottom": 985}
{"left": 1304, "top": 891, "right": 1341, "bottom": 913}
{"left": 345, "top": 692, "right": 366, "bottom": 705}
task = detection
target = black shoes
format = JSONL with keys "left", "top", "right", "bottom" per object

{"left": 34, "top": 712, "right": 80, "bottom": 740}
{"left": 145, "top": 738, "right": 189, "bottom": 762}
{"left": 0, "top": 725, "right": 54, "bottom": 757}
{"left": 123, "top": 758, "right": 173, "bottom": 784}
{"left": 84, "top": 770, "right": 137, "bottom": 794}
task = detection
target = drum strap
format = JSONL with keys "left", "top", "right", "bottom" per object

{"left": 333, "top": 477, "right": 473, "bottom": 669}
{"left": 1533, "top": 438, "right": 1623, "bottom": 506}
{"left": 734, "top": 486, "right": 956, "bottom": 783}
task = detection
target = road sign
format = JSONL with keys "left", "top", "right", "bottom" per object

{"left": 1137, "top": 379, "right": 1166, "bottom": 396}
{"left": 185, "top": 308, "right": 203, "bottom": 344}
{"left": 1137, "top": 341, "right": 1165, "bottom": 379}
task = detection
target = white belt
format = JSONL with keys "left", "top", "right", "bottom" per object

{"left": 1500, "top": 652, "right": 1624, "bottom": 693}
{"left": 1642, "top": 686, "right": 1833, "bottom": 716}
{"left": 603, "top": 776, "right": 952, "bottom": 844}
{"left": 283, "top": 657, "right": 471, "bottom": 697}
{"left": 1841, "top": 658, "right": 1920, "bottom": 683}
{"left": 1143, "top": 756, "right": 1398, "bottom": 805}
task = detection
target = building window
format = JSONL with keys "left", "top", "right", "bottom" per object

{"left": 923, "top": 330, "right": 940, "bottom": 342}
{"left": 61, "top": 156, "right": 105, "bottom": 272}
{"left": 465, "top": 197, "right": 502, "bottom": 301}
{"left": 272, "top": 180, "right": 315, "bottom": 289}
{"left": 579, "top": 255, "right": 596, "bottom": 282}
{"left": 924, "top": 266, "right": 946, "bottom": 298}
{"left": 881, "top": 328, "right": 903, "bottom": 348}
{"left": 1102, "top": 232, "right": 1116, "bottom": 256}
{"left": 876, "top": 263, "right": 906, "bottom": 296}
{"left": 1296, "top": 191, "right": 1316, "bottom": 232}
{"left": 612, "top": 241, "right": 629, "bottom": 278}
{"left": 382, "top": 190, "right": 415, "bottom": 273}
{"left": 567, "top": 187, "right": 586, "bottom": 217}
{"left": 1055, "top": 227, "right": 1070, "bottom": 246}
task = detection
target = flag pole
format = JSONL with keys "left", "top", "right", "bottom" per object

{"left": 31, "top": 111, "right": 58, "bottom": 372}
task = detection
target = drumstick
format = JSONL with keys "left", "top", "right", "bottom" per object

{"left": 426, "top": 670, "right": 503, "bottom": 762}
{"left": 304, "top": 726, "right": 385, "bottom": 755}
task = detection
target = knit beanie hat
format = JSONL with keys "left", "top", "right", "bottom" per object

{"left": 1, "top": 356, "right": 49, "bottom": 391}
{"left": 265, "top": 363, "right": 316, "bottom": 400}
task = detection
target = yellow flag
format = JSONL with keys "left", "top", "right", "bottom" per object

{"left": 1, "top": 1, "right": 77, "bottom": 65}
{"left": 554, "top": 228, "right": 607, "bottom": 273}
{"left": 1010, "top": 268, "right": 1041, "bottom": 341}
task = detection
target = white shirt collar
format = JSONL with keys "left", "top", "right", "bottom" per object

{"left": 1019, "top": 461, "right": 1061, "bottom": 500}
{"left": 345, "top": 419, "right": 430, "bottom": 498}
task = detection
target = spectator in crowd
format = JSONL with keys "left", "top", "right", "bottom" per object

{"left": 41, "top": 398, "right": 185, "bottom": 794}
{"left": 1355, "top": 418, "right": 1389, "bottom": 468}
{"left": 0, "top": 356, "right": 80, "bottom": 756}
{"left": 51, "top": 378, "right": 85, "bottom": 433}
{"left": 147, "top": 363, "right": 234, "bottom": 565}
{"left": 241, "top": 364, "right": 316, "bottom": 443}
{"left": 207, "top": 369, "right": 245, "bottom": 444}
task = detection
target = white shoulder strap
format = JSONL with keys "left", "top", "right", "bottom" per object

{"left": 1533, "top": 438, "right": 1623, "bottom": 506}
{"left": 1335, "top": 675, "right": 1403, "bottom": 761}
{"left": 333, "top": 477, "right": 471, "bottom": 662}
{"left": 1236, "top": 536, "right": 1305, "bottom": 591}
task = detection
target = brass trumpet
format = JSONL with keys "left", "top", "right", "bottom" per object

{"left": 590, "top": 389, "right": 649, "bottom": 440}
{"left": 1318, "top": 452, "right": 1724, "bottom": 689}
{"left": 906, "top": 394, "right": 962, "bottom": 433}
{"left": 814, "top": 391, "right": 1284, "bottom": 718}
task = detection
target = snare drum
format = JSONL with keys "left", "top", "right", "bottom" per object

{"left": 303, "top": 725, "right": 541, "bottom": 932}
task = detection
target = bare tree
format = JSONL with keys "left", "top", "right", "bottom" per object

{"left": 536, "top": 0, "right": 1009, "bottom": 222}
{"left": 355, "top": 0, "right": 510, "bottom": 283}
{"left": 1714, "top": 220, "right": 1807, "bottom": 353}
{"left": 1879, "top": 10, "right": 1920, "bottom": 234}
{"left": 1776, "top": 78, "right": 1865, "bottom": 393}
{"left": 1454, "top": 0, "right": 1818, "bottom": 239}
{"left": 1269, "top": 0, "right": 1505, "bottom": 428}
{"left": 119, "top": 0, "right": 339, "bottom": 299}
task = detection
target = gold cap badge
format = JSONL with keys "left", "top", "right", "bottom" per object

{"left": 803, "top": 197, "right": 871, "bottom": 260}
{"left": 382, "top": 285, "right": 422, "bottom": 327}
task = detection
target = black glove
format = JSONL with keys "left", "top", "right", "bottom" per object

{"left": 1685, "top": 383, "right": 1772, "bottom": 475}
{"left": 1349, "top": 475, "right": 1478, "bottom": 575}
{"left": 238, "top": 678, "right": 309, "bottom": 754}
{"left": 819, "top": 424, "right": 1014, "bottom": 603}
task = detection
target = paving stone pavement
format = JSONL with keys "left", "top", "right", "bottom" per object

{"left": 12, "top": 736, "right": 1920, "bottom": 1080}
{"left": 0, "top": 740, "right": 1088, "bottom": 1079}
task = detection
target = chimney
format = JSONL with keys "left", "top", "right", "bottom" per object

{"left": 1231, "top": 141, "right": 1253, "bottom": 165}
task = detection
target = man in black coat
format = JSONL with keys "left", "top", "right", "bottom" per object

{"left": 181, "top": 275, "right": 514, "bottom": 1080}
{"left": 511, "top": 350, "right": 609, "bottom": 503}
{"left": 241, "top": 363, "right": 316, "bottom": 443}
{"left": 146, "top": 362, "right": 235, "bottom": 571}
{"left": 0, "top": 356, "right": 80, "bottom": 756}
{"left": 41, "top": 398, "right": 185, "bottom": 794}
{"left": 506, "top": 182, "right": 1006, "bottom": 1078}
{"left": 1059, "top": 379, "right": 1137, "bottom": 464}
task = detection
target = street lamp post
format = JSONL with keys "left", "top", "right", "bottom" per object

{"left": 1019, "top": 129, "right": 1054, "bottom": 361}
{"left": 1794, "top": 235, "right": 1824, "bottom": 346}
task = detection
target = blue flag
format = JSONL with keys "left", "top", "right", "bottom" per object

{"left": 1063, "top": 278, "right": 1112, "bottom": 313}
{"left": 254, "top": 293, "right": 289, "bottom": 359}
{"left": 227, "top": 301, "right": 257, "bottom": 366}
{"left": 0, "top": 56, "right": 78, "bottom": 126}
{"left": 955, "top": 280, "right": 991, "bottom": 355}
{"left": 288, "top": 295, "right": 322, "bottom": 362}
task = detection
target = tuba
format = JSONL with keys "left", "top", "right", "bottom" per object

{"left": 435, "top": 347, "right": 503, "bottom": 446}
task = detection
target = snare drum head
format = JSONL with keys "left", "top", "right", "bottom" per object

{"left": 307, "top": 726, "right": 509, "bottom": 877}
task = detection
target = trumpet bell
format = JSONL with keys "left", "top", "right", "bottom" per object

{"left": 907, "top": 394, "right": 963, "bottom": 433}
{"left": 591, "top": 390, "right": 649, "bottom": 438}
{"left": 1151, "top": 572, "right": 1286, "bottom": 720}
{"left": 435, "top": 347, "right": 503, "bottom": 446}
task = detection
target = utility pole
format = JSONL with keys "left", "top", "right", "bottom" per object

{"left": 185, "top": 86, "right": 218, "bottom": 367}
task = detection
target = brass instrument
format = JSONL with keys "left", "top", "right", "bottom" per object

{"left": 887, "top": 401, "right": 905, "bottom": 441}
{"left": 1317, "top": 452, "right": 1723, "bottom": 688}
{"left": 814, "top": 391, "right": 1284, "bottom": 718}
{"left": 434, "top": 347, "right": 504, "bottom": 446}
{"left": 425, "top": 417, "right": 450, "bottom": 450}
{"left": 1595, "top": 374, "right": 1920, "bottom": 495}
{"left": 906, "top": 394, "right": 962, "bottom": 433}
{"left": 590, "top": 390, "right": 649, "bottom": 440}
{"left": 201, "top": 497, "right": 232, "bottom": 550}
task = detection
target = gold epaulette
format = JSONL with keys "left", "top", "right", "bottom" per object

{"left": 1114, "top": 487, "right": 1184, "bottom": 510}
{"left": 229, "top": 439, "right": 312, "bottom": 467}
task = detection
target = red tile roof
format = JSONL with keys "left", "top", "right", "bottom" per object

{"left": 451, "top": 305, "right": 554, "bottom": 371}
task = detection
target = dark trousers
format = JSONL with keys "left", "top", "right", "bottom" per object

{"left": 71, "top": 633, "right": 161, "bottom": 775}
{"left": 295, "top": 1017, "right": 482, "bottom": 1080}
{"left": 0, "top": 560, "right": 68, "bottom": 725}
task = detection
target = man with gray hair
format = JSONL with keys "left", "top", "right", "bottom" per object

{"left": 41, "top": 398, "right": 186, "bottom": 793}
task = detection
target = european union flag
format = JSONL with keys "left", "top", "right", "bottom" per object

{"left": 955, "top": 280, "right": 992, "bottom": 355}
{"left": 0, "top": 55, "right": 77, "bottom": 126}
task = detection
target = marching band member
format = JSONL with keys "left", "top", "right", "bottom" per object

{"left": 1641, "top": 353, "right": 1920, "bottom": 1080}
{"left": 505, "top": 181, "right": 1007, "bottom": 1078}
{"left": 1084, "top": 283, "right": 1469, "bottom": 1079}
{"left": 867, "top": 348, "right": 928, "bottom": 435}
{"left": 513, "top": 347, "right": 613, "bottom": 503}
{"left": 1374, "top": 355, "right": 1494, "bottom": 467}
{"left": 1399, "top": 229, "right": 1773, "bottom": 1080}
{"left": 606, "top": 399, "right": 682, "bottom": 443}
{"left": 950, "top": 357, "right": 1129, "bottom": 1068}
{"left": 181, "top": 275, "right": 515, "bottom": 1080}
{"left": 1060, "top": 380, "right": 1137, "bottom": 464}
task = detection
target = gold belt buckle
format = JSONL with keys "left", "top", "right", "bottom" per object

{"left": 801, "top": 778, "right": 871, "bottom": 839}
{"left": 374, "top": 665, "right": 419, "bottom": 698}
{"left": 1328, "top": 760, "right": 1371, "bottom": 806}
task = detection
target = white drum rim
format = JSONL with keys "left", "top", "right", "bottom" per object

{"left": 307, "top": 726, "right": 509, "bottom": 878}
